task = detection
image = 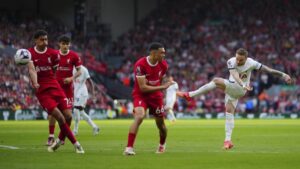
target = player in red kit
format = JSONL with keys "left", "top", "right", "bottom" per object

{"left": 48, "top": 35, "right": 82, "bottom": 140}
{"left": 124, "top": 42, "right": 174, "bottom": 155}
{"left": 27, "top": 30, "right": 84, "bottom": 153}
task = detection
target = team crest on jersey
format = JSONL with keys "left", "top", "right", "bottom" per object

{"left": 228, "top": 60, "right": 233, "bottom": 68}
{"left": 48, "top": 57, "right": 51, "bottom": 63}
{"left": 158, "top": 71, "right": 162, "bottom": 77}
{"left": 67, "top": 59, "right": 70, "bottom": 64}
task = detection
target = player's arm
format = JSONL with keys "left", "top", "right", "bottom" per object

{"left": 27, "top": 61, "right": 39, "bottom": 89}
{"left": 64, "top": 66, "right": 82, "bottom": 84}
{"left": 73, "top": 66, "right": 82, "bottom": 79}
{"left": 86, "top": 78, "right": 95, "bottom": 98}
{"left": 260, "top": 65, "right": 292, "bottom": 84}
{"left": 229, "top": 69, "right": 252, "bottom": 91}
{"left": 137, "top": 75, "right": 173, "bottom": 93}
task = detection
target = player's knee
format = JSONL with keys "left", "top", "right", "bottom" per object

{"left": 212, "top": 77, "right": 222, "bottom": 84}
{"left": 55, "top": 115, "right": 66, "bottom": 125}
{"left": 159, "top": 125, "right": 167, "bottom": 134}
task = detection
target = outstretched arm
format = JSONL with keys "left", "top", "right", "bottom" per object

{"left": 260, "top": 65, "right": 292, "bottom": 84}
{"left": 27, "top": 61, "right": 39, "bottom": 89}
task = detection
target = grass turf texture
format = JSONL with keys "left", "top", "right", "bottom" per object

{"left": 0, "top": 119, "right": 299, "bottom": 169}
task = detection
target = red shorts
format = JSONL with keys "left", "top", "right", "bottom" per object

{"left": 133, "top": 95, "right": 165, "bottom": 118}
{"left": 61, "top": 86, "right": 74, "bottom": 105}
{"left": 36, "top": 88, "right": 72, "bottom": 114}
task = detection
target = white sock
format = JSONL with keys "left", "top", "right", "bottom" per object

{"left": 189, "top": 81, "right": 216, "bottom": 97}
{"left": 80, "top": 110, "right": 97, "bottom": 128}
{"left": 225, "top": 112, "right": 234, "bottom": 141}
{"left": 73, "top": 108, "right": 81, "bottom": 132}
{"left": 168, "top": 109, "right": 176, "bottom": 121}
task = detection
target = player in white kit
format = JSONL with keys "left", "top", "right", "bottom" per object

{"left": 177, "top": 48, "right": 292, "bottom": 150}
{"left": 165, "top": 76, "right": 179, "bottom": 122}
{"left": 73, "top": 65, "right": 100, "bottom": 135}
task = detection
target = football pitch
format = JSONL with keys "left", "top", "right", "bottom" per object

{"left": 0, "top": 119, "right": 299, "bottom": 169}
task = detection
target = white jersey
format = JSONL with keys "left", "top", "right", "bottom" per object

{"left": 73, "top": 65, "right": 90, "bottom": 97}
{"left": 227, "top": 57, "right": 262, "bottom": 86}
{"left": 166, "top": 82, "right": 179, "bottom": 98}
{"left": 165, "top": 82, "right": 179, "bottom": 108}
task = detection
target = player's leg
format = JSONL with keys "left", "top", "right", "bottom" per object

{"left": 177, "top": 77, "right": 226, "bottom": 99}
{"left": 223, "top": 96, "right": 238, "bottom": 150}
{"left": 49, "top": 90, "right": 84, "bottom": 153}
{"left": 165, "top": 96, "right": 177, "bottom": 122}
{"left": 47, "top": 115, "right": 56, "bottom": 146}
{"left": 75, "top": 105, "right": 99, "bottom": 135}
{"left": 50, "top": 108, "right": 84, "bottom": 153}
{"left": 124, "top": 106, "right": 146, "bottom": 155}
{"left": 165, "top": 107, "right": 176, "bottom": 122}
{"left": 154, "top": 116, "right": 167, "bottom": 153}
{"left": 73, "top": 107, "right": 81, "bottom": 135}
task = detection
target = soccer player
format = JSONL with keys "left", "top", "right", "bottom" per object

{"left": 177, "top": 48, "right": 292, "bottom": 150}
{"left": 49, "top": 35, "right": 82, "bottom": 142}
{"left": 123, "top": 42, "right": 174, "bottom": 155}
{"left": 27, "top": 30, "right": 84, "bottom": 153}
{"left": 165, "top": 76, "right": 179, "bottom": 122}
{"left": 73, "top": 65, "right": 99, "bottom": 135}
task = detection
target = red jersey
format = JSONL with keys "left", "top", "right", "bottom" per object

{"left": 56, "top": 50, "right": 82, "bottom": 88}
{"left": 132, "top": 56, "right": 168, "bottom": 99}
{"left": 28, "top": 47, "right": 61, "bottom": 93}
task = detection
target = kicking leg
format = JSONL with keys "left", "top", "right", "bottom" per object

{"left": 49, "top": 108, "right": 84, "bottom": 153}
{"left": 177, "top": 78, "right": 226, "bottom": 99}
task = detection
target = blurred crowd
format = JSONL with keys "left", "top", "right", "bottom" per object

{"left": 112, "top": 0, "right": 300, "bottom": 115}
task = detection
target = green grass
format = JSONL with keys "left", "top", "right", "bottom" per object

{"left": 0, "top": 119, "right": 300, "bottom": 169}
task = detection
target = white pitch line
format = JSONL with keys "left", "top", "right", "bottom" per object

{"left": 0, "top": 145, "right": 20, "bottom": 150}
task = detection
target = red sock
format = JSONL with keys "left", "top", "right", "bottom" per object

{"left": 127, "top": 133, "right": 136, "bottom": 147}
{"left": 58, "top": 123, "right": 77, "bottom": 144}
{"left": 160, "top": 134, "right": 166, "bottom": 145}
{"left": 58, "top": 119, "right": 72, "bottom": 142}
{"left": 49, "top": 125, "right": 55, "bottom": 136}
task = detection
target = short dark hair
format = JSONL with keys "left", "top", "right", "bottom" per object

{"left": 33, "top": 29, "right": 48, "bottom": 39}
{"left": 58, "top": 34, "right": 71, "bottom": 43}
{"left": 149, "top": 42, "right": 164, "bottom": 51}
{"left": 236, "top": 48, "right": 248, "bottom": 57}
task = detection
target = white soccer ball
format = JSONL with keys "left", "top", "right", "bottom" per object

{"left": 14, "top": 49, "right": 31, "bottom": 65}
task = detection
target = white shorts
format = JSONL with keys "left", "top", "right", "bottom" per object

{"left": 224, "top": 80, "right": 246, "bottom": 108}
{"left": 165, "top": 95, "right": 176, "bottom": 109}
{"left": 74, "top": 95, "right": 88, "bottom": 107}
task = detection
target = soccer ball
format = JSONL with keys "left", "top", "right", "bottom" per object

{"left": 14, "top": 49, "right": 31, "bottom": 65}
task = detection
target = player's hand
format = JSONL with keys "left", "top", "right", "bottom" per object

{"left": 283, "top": 74, "right": 292, "bottom": 84}
{"left": 63, "top": 77, "right": 73, "bottom": 84}
{"left": 163, "top": 81, "right": 175, "bottom": 89}
{"left": 32, "top": 83, "right": 40, "bottom": 89}
{"left": 242, "top": 84, "right": 253, "bottom": 91}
